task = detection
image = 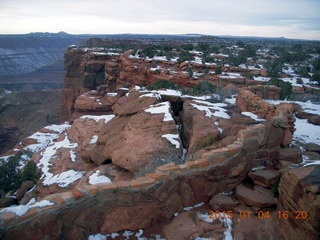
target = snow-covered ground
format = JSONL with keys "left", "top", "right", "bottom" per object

{"left": 88, "top": 170, "right": 112, "bottom": 185}
{"left": 0, "top": 198, "right": 54, "bottom": 217}
{"left": 190, "top": 100, "right": 230, "bottom": 119}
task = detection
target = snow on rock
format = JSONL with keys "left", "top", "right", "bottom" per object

{"left": 303, "top": 160, "right": 320, "bottom": 167}
{"left": 156, "top": 89, "right": 182, "bottom": 97}
{"left": 89, "top": 135, "right": 98, "bottom": 144}
{"left": 190, "top": 100, "right": 230, "bottom": 119}
{"left": 253, "top": 76, "right": 271, "bottom": 82}
{"left": 294, "top": 118, "right": 320, "bottom": 145}
{"left": 139, "top": 92, "right": 161, "bottom": 99}
{"left": 162, "top": 134, "right": 180, "bottom": 149}
{"left": 106, "top": 93, "right": 118, "bottom": 97}
{"left": 266, "top": 99, "right": 320, "bottom": 115}
{"left": 89, "top": 170, "right": 112, "bottom": 185}
{"left": 0, "top": 200, "right": 54, "bottom": 217}
{"left": 144, "top": 102, "right": 174, "bottom": 122}
{"left": 241, "top": 112, "right": 266, "bottom": 122}
{"left": 80, "top": 114, "right": 115, "bottom": 124}
{"left": 25, "top": 122, "right": 71, "bottom": 153}
{"left": 37, "top": 133, "right": 84, "bottom": 187}
{"left": 183, "top": 202, "right": 204, "bottom": 211}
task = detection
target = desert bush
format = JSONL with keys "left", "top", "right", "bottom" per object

{"left": 146, "top": 79, "right": 180, "bottom": 90}
{"left": 0, "top": 151, "right": 40, "bottom": 193}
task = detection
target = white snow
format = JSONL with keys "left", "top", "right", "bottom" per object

{"left": 25, "top": 122, "right": 71, "bottom": 153}
{"left": 89, "top": 135, "right": 98, "bottom": 144}
{"left": 37, "top": 134, "right": 84, "bottom": 187}
{"left": 253, "top": 76, "right": 271, "bottom": 82}
{"left": 241, "top": 112, "right": 266, "bottom": 122}
{"left": 190, "top": 100, "right": 230, "bottom": 119}
{"left": 183, "top": 202, "right": 204, "bottom": 211}
{"left": 89, "top": 170, "right": 112, "bottom": 185}
{"left": 106, "top": 93, "right": 118, "bottom": 97}
{"left": 150, "top": 66, "right": 162, "bottom": 72}
{"left": 153, "top": 56, "right": 167, "bottom": 61}
{"left": 280, "top": 77, "right": 311, "bottom": 87}
{"left": 293, "top": 118, "right": 320, "bottom": 145}
{"left": 191, "top": 56, "right": 203, "bottom": 64}
{"left": 224, "top": 95, "right": 237, "bottom": 105}
{"left": 88, "top": 234, "right": 107, "bottom": 240}
{"left": 266, "top": 100, "right": 320, "bottom": 115}
{"left": 80, "top": 114, "right": 115, "bottom": 124}
{"left": 303, "top": 160, "right": 320, "bottom": 167}
{"left": 182, "top": 95, "right": 212, "bottom": 100}
{"left": 219, "top": 72, "right": 243, "bottom": 79}
{"left": 139, "top": 92, "right": 161, "bottom": 99}
{"left": 0, "top": 200, "right": 54, "bottom": 217}
{"left": 70, "top": 149, "right": 77, "bottom": 162}
{"left": 162, "top": 134, "right": 180, "bottom": 149}
{"left": 156, "top": 89, "right": 182, "bottom": 97}
{"left": 144, "top": 102, "right": 174, "bottom": 122}
{"left": 88, "top": 230, "right": 164, "bottom": 240}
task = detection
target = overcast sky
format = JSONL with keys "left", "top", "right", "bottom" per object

{"left": 0, "top": 0, "right": 319, "bottom": 40}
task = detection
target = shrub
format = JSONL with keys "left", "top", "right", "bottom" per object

{"left": 267, "top": 78, "right": 292, "bottom": 100}
{"left": 215, "top": 67, "right": 222, "bottom": 74}
{"left": 296, "top": 78, "right": 303, "bottom": 84}
{"left": 182, "top": 81, "right": 217, "bottom": 96}
{"left": 21, "top": 161, "right": 41, "bottom": 183}
{"left": 0, "top": 151, "right": 40, "bottom": 193}
{"left": 0, "top": 154, "right": 21, "bottom": 192}
{"left": 178, "top": 51, "right": 194, "bottom": 63}
{"left": 146, "top": 79, "right": 180, "bottom": 90}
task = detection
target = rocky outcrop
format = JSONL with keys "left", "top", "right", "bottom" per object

{"left": 90, "top": 102, "right": 183, "bottom": 175}
{"left": 279, "top": 165, "right": 320, "bottom": 239}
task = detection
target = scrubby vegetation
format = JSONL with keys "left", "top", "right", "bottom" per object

{"left": 0, "top": 151, "right": 40, "bottom": 194}
{"left": 267, "top": 78, "right": 293, "bottom": 100}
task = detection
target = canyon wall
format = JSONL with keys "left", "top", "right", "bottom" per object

{"left": 2, "top": 90, "right": 318, "bottom": 239}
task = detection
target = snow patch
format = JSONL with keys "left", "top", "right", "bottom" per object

{"left": 162, "top": 134, "right": 180, "bottom": 149}
{"left": 241, "top": 112, "right": 266, "bottom": 122}
{"left": 191, "top": 100, "right": 230, "bottom": 119}
{"left": 89, "top": 135, "right": 98, "bottom": 144}
{"left": 0, "top": 200, "right": 54, "bottom": 217}
{"left": 89, "top": 170, "right": 112, "bottom": 185}
{"left": 183, "top": 202, "right": 204, "bottom": 211}
{"left": 37, "top": 134, "right": 84, "bottom": 187}
{"left": 144, "top": 102, "right": 174, "bottom": 122}
{"left": 294, "top": 118, "right": 320, "bottom": 145}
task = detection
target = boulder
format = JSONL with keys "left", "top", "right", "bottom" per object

{"left": 163, "top": 212, "right": 203, "bottom": 240}
{"left": 248, "top": 169, "right": 279, "bottom": 188}
{"left": 209, "top": 194, "right": 235, "bottom": 211}
{"left": 91, "top": 101, "right": 182, "bottom": 175}
{"left": 235, "top": 184, "right": 275, "bottom": 208}
{"left": 112, "top": 92, "right": 158, "bottom": 116}
{"left": 279, "top": 165, "right": 320, "bottom": 239}
{"left": 100, "top": 202, "right": 157, "bottom": 234}
{"left": 180, "top": 99, "right": 220, "bottom": 159}
{"left": 278, "top": 147, "right": 301, "bottom": 163}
